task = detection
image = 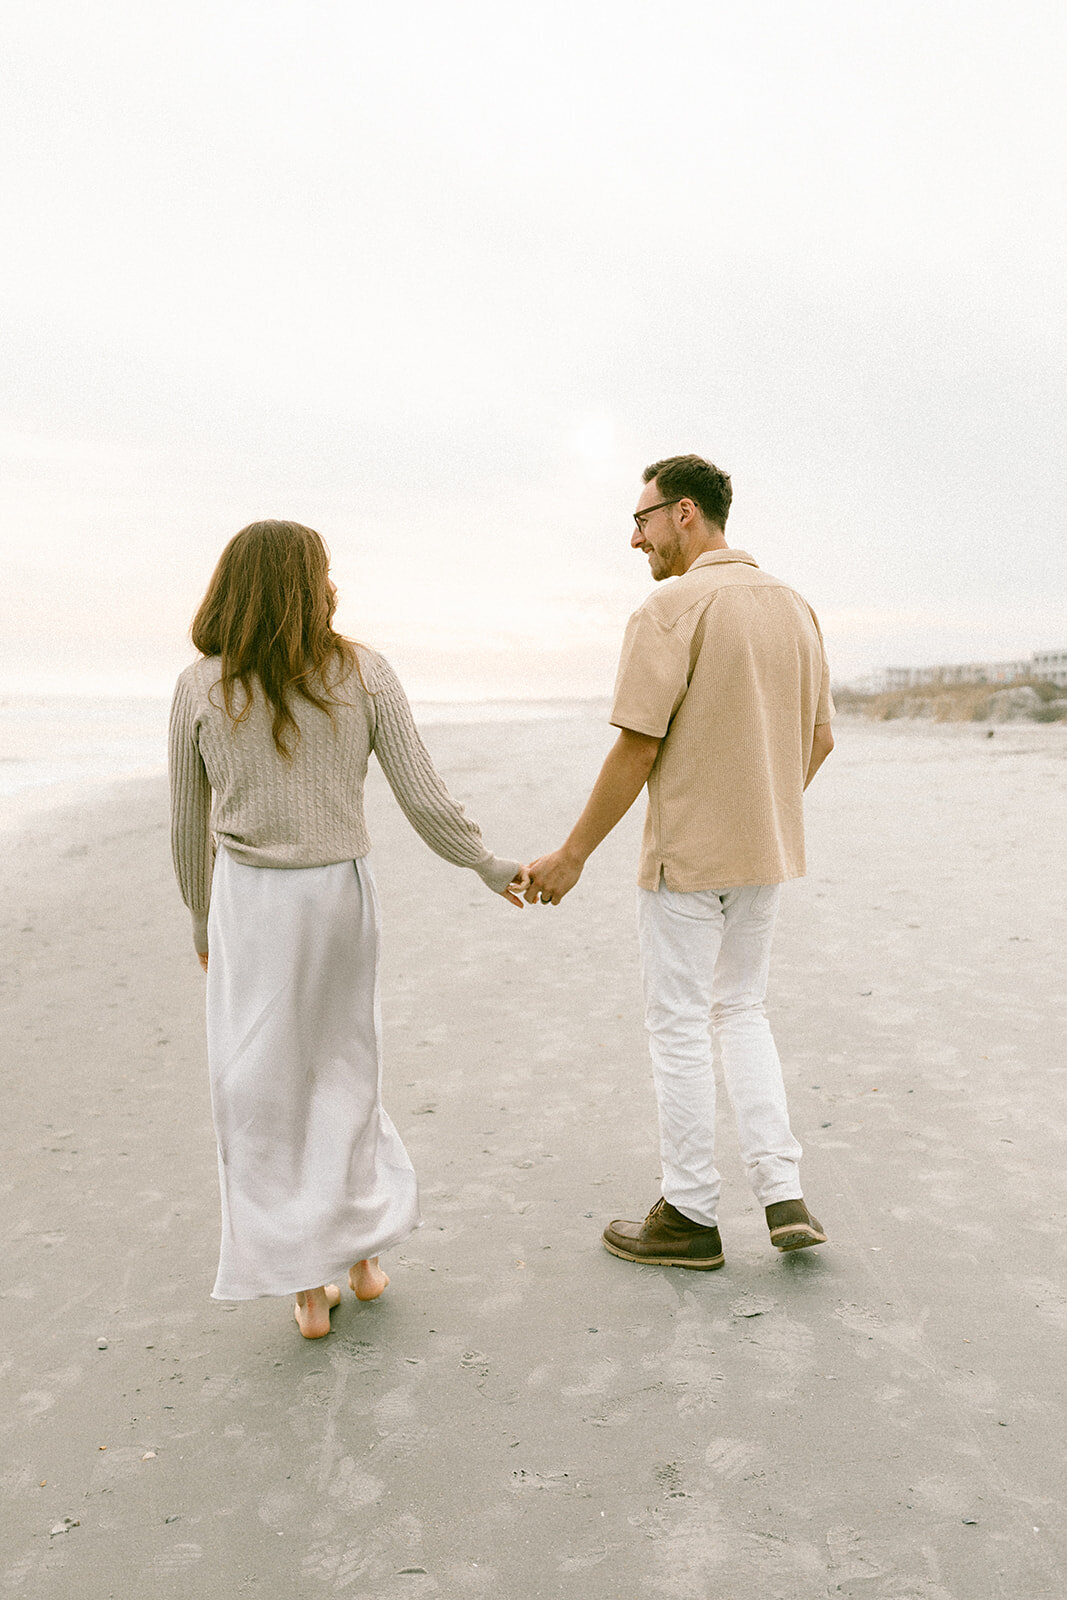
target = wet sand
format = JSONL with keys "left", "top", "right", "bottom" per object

{"left": 2, "top": 713, "right": 1065, "bottom": 1598}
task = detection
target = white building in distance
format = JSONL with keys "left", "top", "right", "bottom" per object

{"left": 1032, "top": 648, "right": 1067, "bottom": 688}
{"left": 874, "top": 649, "right": 1067, "bottom": 692}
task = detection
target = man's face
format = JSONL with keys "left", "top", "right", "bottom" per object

{"left": 631, "top": 481, "right": 684, "bottom": 581}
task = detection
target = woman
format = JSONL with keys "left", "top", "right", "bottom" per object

{"left": 168, "top": 520, "right": 526, "bottom": 1338}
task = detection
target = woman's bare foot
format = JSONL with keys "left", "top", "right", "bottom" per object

{"left": 349, "top": 1257, "right": 389, "bottom": 1301}
{"left": 293, "top": 1283, "right": 341, "bottom": 1339}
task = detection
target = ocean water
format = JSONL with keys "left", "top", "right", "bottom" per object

{"left": 0, "top": 692, "right": 605, "bottom": 825}
{"left": 0, "top": 695, "right": 172, "bottom": 800}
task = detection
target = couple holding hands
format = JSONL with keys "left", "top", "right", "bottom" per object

{"left": 169, "top": 454, "right": 834, "bottom": 1339}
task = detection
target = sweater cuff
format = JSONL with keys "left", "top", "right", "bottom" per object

{"left": 474, "top": 855, "right": 525, "bottom": 895}
{"left": 192, "top": 910, "right": 209, "bottom": 956}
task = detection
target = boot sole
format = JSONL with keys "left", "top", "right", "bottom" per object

{"left": 602, "top": 1238, "right": 725, "bottom": 1270}
{"left": 769, "top": 1226, "right": 827, "bottom": 1251}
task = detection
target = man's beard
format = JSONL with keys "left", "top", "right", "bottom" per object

{"left": 649, "top": 536, "right": 681, "bottom": 580}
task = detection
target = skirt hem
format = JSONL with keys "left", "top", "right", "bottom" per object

{"left": 210, "top": 1214, "right": 423, "bottom": 1302}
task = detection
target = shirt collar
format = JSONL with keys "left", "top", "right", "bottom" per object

{"left": 687, "top": 548, "right": 759, "bottom": 570}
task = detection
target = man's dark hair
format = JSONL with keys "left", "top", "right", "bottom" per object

{"left": 643, "top": 454, "right": 732, "bottom": 528}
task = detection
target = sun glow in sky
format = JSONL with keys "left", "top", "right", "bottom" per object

{"left": 2, "top": 1, "right": 1064, "bottom": 698}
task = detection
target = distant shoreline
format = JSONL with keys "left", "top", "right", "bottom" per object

{"left": 0, "top": 695, "right": 615, "bottom": 829}
{"left": 0, "top": 693, "right": 614, "bottom": 809}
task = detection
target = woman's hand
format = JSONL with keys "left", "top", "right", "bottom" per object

{"left": 500, "top": 869, "right": 532, "bottom": 908}
{"left": 198, "top": 950, "right": 209, "bottom": 972}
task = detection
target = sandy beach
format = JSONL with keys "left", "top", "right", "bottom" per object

{"left": 2, "top": 710, "right": 1065, "bottom": 1599}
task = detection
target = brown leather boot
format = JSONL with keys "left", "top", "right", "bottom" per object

{"left": 602, "top": 1197, "right": 725, "bottom": 1269}
{"left": 766, "top": 1198, "right": 827, "bottom": 1251}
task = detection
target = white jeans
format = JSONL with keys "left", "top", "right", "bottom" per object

{"left": 637, "top": 878, "right": 802, "bottom": 1226}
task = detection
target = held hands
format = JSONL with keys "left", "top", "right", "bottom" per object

{"left": 500, "top": 869, "right": 532, "bottom": 908}
{"left": 522, "top": 848, "right": 584, "bottom": 907}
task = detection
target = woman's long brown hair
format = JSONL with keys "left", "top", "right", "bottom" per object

{"left": 191, "top": 520, "right": 359, "bottom": 757}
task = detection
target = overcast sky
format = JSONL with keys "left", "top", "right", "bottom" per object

{"left": 1, "top": 1, "right": 1064, "bottom": 699}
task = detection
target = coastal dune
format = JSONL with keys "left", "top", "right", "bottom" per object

{"left": 1, "top": 711, "right": 1065, "bottom": 1598}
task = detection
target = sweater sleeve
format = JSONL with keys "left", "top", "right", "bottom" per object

{"left": 367, "top": 657, "right": 522, "bottom": 894}
{"left": 168, "top": 671, "right": 214, "bottom": 954}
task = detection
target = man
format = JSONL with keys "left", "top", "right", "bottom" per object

{"left": 525, "top": 454, "right": 834, "bottom": 1270}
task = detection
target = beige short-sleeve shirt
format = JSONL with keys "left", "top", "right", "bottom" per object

{"left": 611, "top": 549, "right": 833, "bottom": 891}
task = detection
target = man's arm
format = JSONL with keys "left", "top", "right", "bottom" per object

{"left": 524, "top": 728, "right": 662, "bottom": 905}
{"left": 805, "top": 722, "right": 834, "bottom": 789}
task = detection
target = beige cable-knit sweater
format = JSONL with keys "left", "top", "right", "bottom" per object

{"left": 168, "top": 648, "right": 522, "bottom": 953}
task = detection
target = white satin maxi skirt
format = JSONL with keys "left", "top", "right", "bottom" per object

{"left": 206, "top": 848, "right": 420, "bottom": 1300}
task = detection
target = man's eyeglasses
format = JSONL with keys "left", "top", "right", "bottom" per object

{"left": 632, "top": 498, "right": 682, "bottom": 534}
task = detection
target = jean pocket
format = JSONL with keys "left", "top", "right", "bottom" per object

{"left": 748, "top": 884, "right": 781, "bottom": 920}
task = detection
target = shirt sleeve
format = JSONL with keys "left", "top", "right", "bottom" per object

{"left": 168, "top": 671, "right": 214, "bottom": 954}
{"left": 367, "top": 656, "right": 523, "bottom": 893}
{"left": 810, "top": 608, "right": 835, "bottom": 724}
{"left": 610, "top": 604, "right": 690, "bottom": 737}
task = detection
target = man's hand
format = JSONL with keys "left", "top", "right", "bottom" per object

{"left": 523, "top": 848, "right": 584, "bottom": 906}
{"left": 198, "top": 950, "right": 209, "bottom": 973}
